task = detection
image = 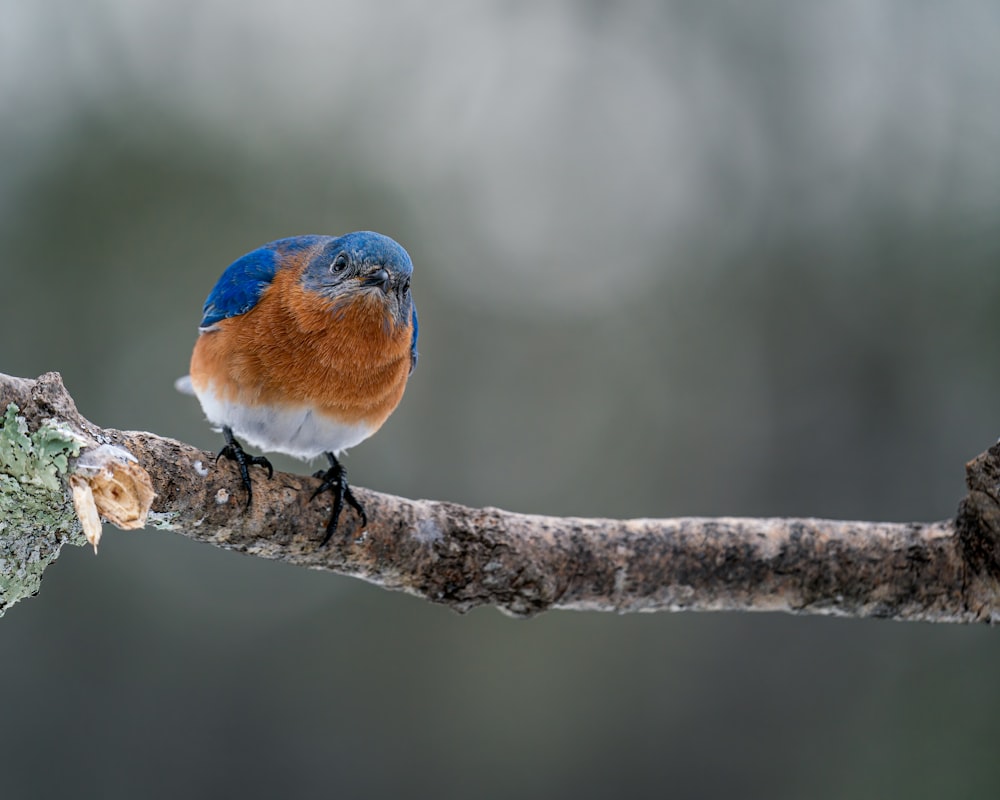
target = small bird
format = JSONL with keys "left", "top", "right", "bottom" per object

{"left": 177, "top": 232, "right": 417, "bottom": 544}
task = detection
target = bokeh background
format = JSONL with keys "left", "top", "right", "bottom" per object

{"left": 3, "top": 1, "right": 1000, "bottom": 797}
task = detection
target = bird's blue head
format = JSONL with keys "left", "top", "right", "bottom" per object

{"left": 300, "top": 231, "right": 414, "bottom": 328}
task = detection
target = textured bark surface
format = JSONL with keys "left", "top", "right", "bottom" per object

{"left": 3, "top": 370, "right": 1000, "bottom": 621}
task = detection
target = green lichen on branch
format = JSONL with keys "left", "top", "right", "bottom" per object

{"left": 0, "top": 403, "right": 86, "bottom": 616}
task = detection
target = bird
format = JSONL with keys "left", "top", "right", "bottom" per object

{"left": 177, "top": 231, "right": 418, "bottom": 545}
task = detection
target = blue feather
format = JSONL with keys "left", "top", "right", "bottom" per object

{"left": 199, "top": 236, "right": 322, "bottom": 329}
{"left": 410, "top": 304, "right": 419, "bottom": 374}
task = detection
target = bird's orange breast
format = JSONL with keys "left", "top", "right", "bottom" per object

{"left": 190, "top": 266, "right": 413, "bottom": 431}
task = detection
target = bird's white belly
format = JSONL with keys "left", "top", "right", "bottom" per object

{"left": 195, "top": 384, "right": 375, "bottom": 460}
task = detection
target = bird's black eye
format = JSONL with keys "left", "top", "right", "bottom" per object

{"left": 330, "top": 253, "right": 349, "bottom": 273}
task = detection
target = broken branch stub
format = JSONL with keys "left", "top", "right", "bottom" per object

{"left": 70, "top": 444, "right": 155, "bottom": 551}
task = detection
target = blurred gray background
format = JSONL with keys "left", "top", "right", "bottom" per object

{"left": 3, "top": 1, "right": 1000, "bottom": 797}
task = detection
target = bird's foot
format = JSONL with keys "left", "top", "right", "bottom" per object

{"left": 217, "top": 426, "right": 273, "bottom": 508}
{"left": 311, "top": 452, "right": 367, "bottom": 546}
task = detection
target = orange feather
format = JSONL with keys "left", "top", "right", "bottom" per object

{"left": 190, "top": 263, "right": 412, "bottom": 432}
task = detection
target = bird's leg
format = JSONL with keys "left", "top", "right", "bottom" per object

{"left": 216, "top": 426, "right": 273, "bottom": 508}
{"left": 311, "top": 452, "right": 367, "bottom": 545}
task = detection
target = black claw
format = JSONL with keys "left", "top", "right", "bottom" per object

{"left": 216, "top": 426, "right": 273, "bottom": 508}
{"left": 311, "top": 452, "right": 367, "bottom": 546}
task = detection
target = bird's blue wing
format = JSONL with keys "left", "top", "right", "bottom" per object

{"left": 199, "top": 246, "right": 278, "bottom": 329}
{"left": 199, "top": 237, "right": 322, "bottom": 330}
{"left": 409, "top": 304, "right": 419, "bottom": 374}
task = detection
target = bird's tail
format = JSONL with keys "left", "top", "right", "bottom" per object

{"left": 174, "top": 375, "right": 195, "bottom": 396}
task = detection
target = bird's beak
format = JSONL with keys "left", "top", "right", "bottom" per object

{"left": 361, "top": 267, "right": 391, "bottom": 292}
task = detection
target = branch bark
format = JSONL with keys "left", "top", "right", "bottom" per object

{"left": 2, "top": 371, "right": 999, "bottom": 622}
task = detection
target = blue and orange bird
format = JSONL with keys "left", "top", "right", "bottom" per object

{"left": 178, "top": 232, "right": 417, "bottom": 544}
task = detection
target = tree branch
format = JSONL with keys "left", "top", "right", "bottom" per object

{"left": 2, "top": 371, "right": 999, "bottom": 622}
